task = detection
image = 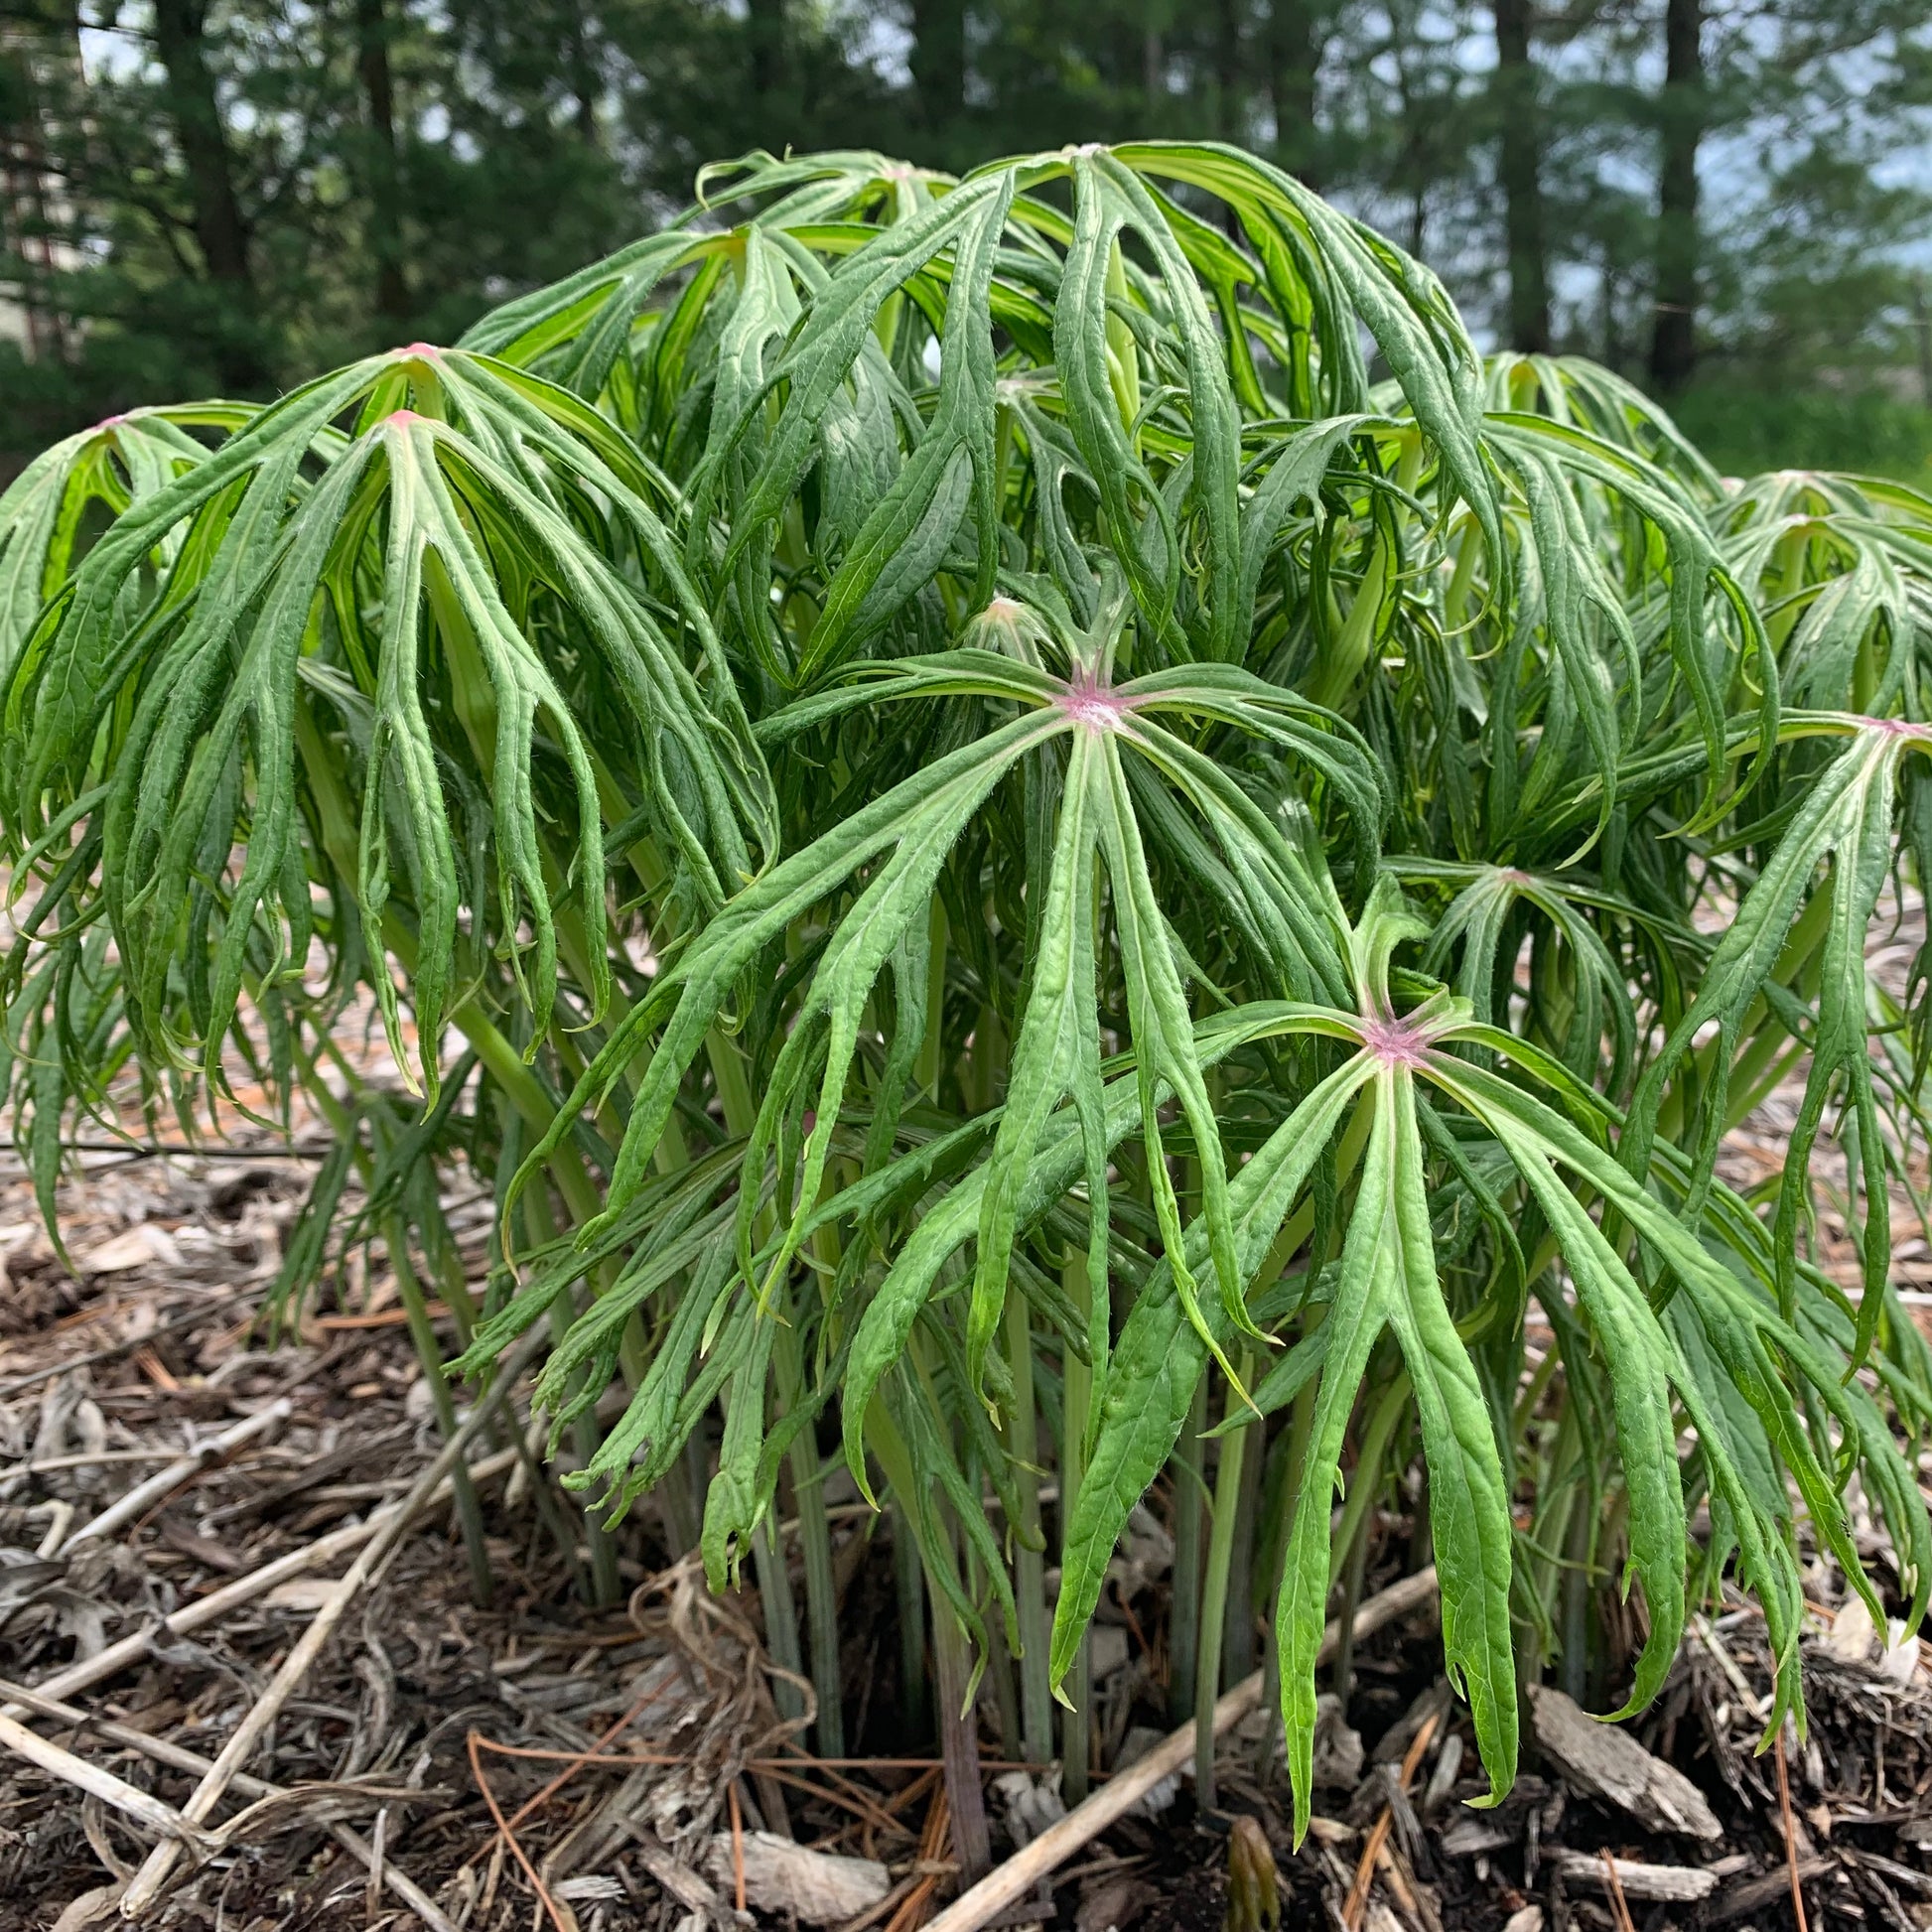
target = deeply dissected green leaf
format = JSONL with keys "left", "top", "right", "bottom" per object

{"left": 3, "top": 139, "right": 1929, "bottom": 1832}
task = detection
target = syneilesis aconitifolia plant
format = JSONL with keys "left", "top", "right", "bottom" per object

{"left": 5, "top": 145, "right": 1932, "bottom": 1852}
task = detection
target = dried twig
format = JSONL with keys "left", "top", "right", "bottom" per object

{"left": 883, "top": 1779, "right": 950, "bottom": 1932}
{"left": 1775, "top": 1730, "right": 1812, "bottom": 1932}
{"left": 920, "top": 1565, "right": 1441, "bottom": 1932}
{"left": 0, "top": 1708, "right": 218, "bottom": 1856}
{"left": 58, "top": 1397, "right": 291, "bottom": 1550}
{"left": 0, "top": 1449, "right": 181, "bottom": 1489}
{"left": 115, "top": 1328, "right": 544, "bottom": 1917}
{"left": 1601, "top": 1850, "right": 1638, "bottom": 1932}
{"left": 6, "top": 1442, "right": 518, "bottom": 1717}
{"left": 0, "top": 1674, "right": 457, "bottom": 1932}
{"left": 729, "top": 1778, "right": 748, "bottom": 1913}
{"left": 465, "top": 1732, "right": 915, "bottom": 1837}
{"left": 838, "top": 1872, "right": 922, "bottom": 1932}
{"left": 468, "top": 1660, "right": 694, "bottom": 1871}
{"left": 469, "top": 1727, "right": 571, "bottom": 1932}
{"left": 1342, "top": 1706, "right": 1440, "bottom": 1931}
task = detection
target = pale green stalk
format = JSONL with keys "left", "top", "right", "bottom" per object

{"left": 711, "top": 1022, "right": 847, "bottom": 1758}
{"left": 892, "top": 1501, "right": 931, "bottom": 1739}
{"left": 1168, "top": 1376, "right": 1207, "bottom": 1725}
{"left": 866, "top": 1394, "right": 991, "bottom": 1863}
{"left": 1222, "top": 1402, "right": 1265, "bottom": 1688}
{"left": 384, "top": 1215, "right": 494, "bottom": 1605}
{"left": 1194, "top": 1350, "right": 1254, "bottom": 1807}
{"left": 775, "top": 1311, "right": 845, "bottom": 1757}
{"left": 522, "top": 1180, "right": 623, "bottom": 1606}
{"left": 754, "top": 1519, "right": 807, "bottom": 1725}
{"left": 1061, "top": 1246, "right": 1094, "bottom": 1803}
{"left": 1006, "top": 1290, "right": 1053, "bottom": 1762}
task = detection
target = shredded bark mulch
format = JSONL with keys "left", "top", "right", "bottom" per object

{"left": 1, "top": 1139, "right": 1930, "bottom": 1932}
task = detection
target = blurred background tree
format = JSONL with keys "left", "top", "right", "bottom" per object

{"left": 0, "top": 0, "right": 1924, "bottom": 475}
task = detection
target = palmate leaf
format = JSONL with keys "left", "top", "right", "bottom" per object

{"left": 3, "top": 345, "right": 775, "bottom": 1102}
{"left": 1393, "top": 858, "right": 1686, "bottom": 1097}
{"left": 518, "top": 609, "right": 1380, "bottom": 1398}
{"left": 715, "top": 171, "right": 1017, "bottom": 685}
{"left": 1716, "top": 470, "right": 1932, "bottom": 715}
{"left": 8, "top": 139, "right": 1932, "bottom": 1840}
{"left": 0, "top": 403, "right": 257, "bottom": 690}
{"left": 479, "top": 136, "right": 1523, "bottom": 713}
{"left": 1623, "top": 716, "right": 1932, "bottom": 1352}
{"left": 1486, "top": 411, "right": 1774, "bottom": 842}
{"left": 1482, "top": 353, "right": 1724, "bottom": 503}
{"left": 1042, "top": 872, "right": 1924, "bottom": 1841}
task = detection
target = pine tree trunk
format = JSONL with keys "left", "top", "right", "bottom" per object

{"left": 355, "top": 0, "right": 408, "bottom": 326}
{"left": 149, "top": 0, "right": 250, "bottom": 288}
{"left": 1268, "top": 0, "right": 1324, "bottom": 189}
{"left": 1650, "top": 0, "right": 1703, "bottom": 390}
{"left": 1214, "top": 0, "right": 1242, "bottom": 141}
{"left": 568, "top": 4, "right": 600, "bottom": 146}
{"left": 909, "top": 0, "right": 966, "bottom": 137}
{"left": 748, "top": 0, "right": 785, "bottom": 105}
{"left": 1493, "top": 0, "right": 1550, "bottom": 353}
{"left": 150, "top": 0, "right": 266, "bottom": 389}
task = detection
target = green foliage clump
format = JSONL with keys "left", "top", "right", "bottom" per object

{"left": 5, "top": 145, "right": 1932, "bottom": 1832}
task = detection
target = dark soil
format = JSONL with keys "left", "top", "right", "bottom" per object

{"left": 0, "top": 1143, "right": 1928, "bottom": 1932}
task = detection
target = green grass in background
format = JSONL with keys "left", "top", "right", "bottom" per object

{"left": 1673, "top": 378, "right": 1932, "bottom": 486}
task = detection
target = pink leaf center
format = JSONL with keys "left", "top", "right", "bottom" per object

{"left": 1359, "top": 1014, "right": 1432, "bottom": 1069}
{"left": 1053, "top": 669, "right": 1141, "bottom": 734}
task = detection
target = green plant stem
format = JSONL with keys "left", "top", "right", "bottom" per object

{"left": 1560, "top": 1481, "right": 1592, "bottom": 1704}
{"left": 415, "top": 1204, "right": 593, "bottom": 1597}
{"left": 291, "top": 1042, "right": 572, "bottom": 1594}
{"left": 1221, "top": 1379, "right": 1266, "bottom": 1689}
{"left": 980, "top": 1536, "right": 1024, "bottom": 1760}
{"left": 867, "top": 1394, "right": 990, "bottom": 1873}
{"left": 1006, "top": 1290, "right": 1053, "bottom": 1765}
{"left": 1194, "top": 1351, "right": 1253, "bottom": 1809}
{"left": 1169, "top": 1374, "right": 1208, "bottom": 1725}
{"left": 892, "top": 1499, "right": 931, "bottom": 1741}
{"left": 1328, "top": 1373, "right": 1409, "bottom": 1701}
{"left": 1061, "top": 1247, "right": 1095, "bottom": 1803}
{"left": 1512, "top": 1341, "right": 1562, "bottom": 1441}
{"left": 385, "top": 1215, "right": 493, "bottom": 1606}
{"left": 707, "top": 1027, "right": 841, "bottom": 1749}
{"left": 522, "top": 1180, "right": 623, "bottom": 1606}
{"left": 930, "top": 1592, "right": 993, "bottom": 1883}
{"left": 1312, "top": 517, "right": 1393, "bottom": 709}
{"left": 753, "top": 1518, "right": 807, "bottom": 1725}
{"left": 780, "top": 1360, "right": 846, "bottom": 1754}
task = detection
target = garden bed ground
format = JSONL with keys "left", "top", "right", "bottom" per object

{"left": 1, "top": 896, "right": 1930, "bottom": 1932}
{"left": 0, "top": 1126, "right": 1929, "bottom": 1932}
